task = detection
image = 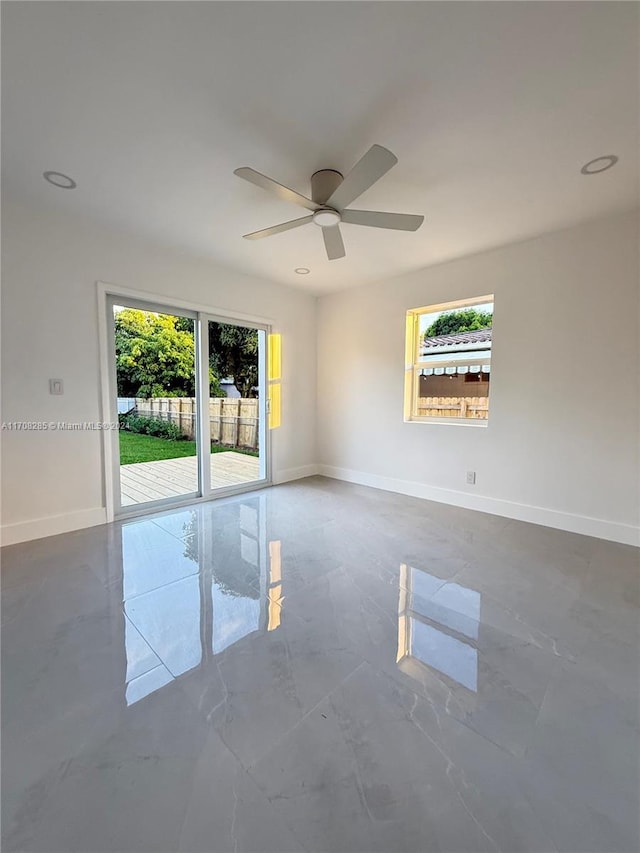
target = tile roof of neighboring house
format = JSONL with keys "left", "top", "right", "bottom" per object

{"left": 422, "top": 327, "right": 492, "bottom": 348}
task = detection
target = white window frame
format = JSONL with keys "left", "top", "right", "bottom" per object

{"left": 404, "top": 294, "right": 493, "bottom": 427}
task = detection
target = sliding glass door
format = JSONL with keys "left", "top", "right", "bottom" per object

{"left": 112, "top": 299, "right": 201, "bottom": 512}
{"left": 108, "top": 297, "right": 268, "bottom": 517}
{"left": 200, "top": 316, "right": 267, "bottom": 496}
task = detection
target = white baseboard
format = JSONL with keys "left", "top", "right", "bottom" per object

{"left": 1, "top": 507, "right": 108, "bottom": 547}
{"left": 272, "top": 464, "right": 320, "bottom": 485}
{"left": 0, "top": 467, "right": 321, "bottom": 545}
{"left": 4, "top": 468, "right": 636, "bottom": 548}
{"left": 318, "top": 465, "right": 640, "bottom": 547}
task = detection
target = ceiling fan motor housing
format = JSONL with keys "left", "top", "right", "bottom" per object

{"left": 311, "top": 169, "right": 344, "bottom": 205}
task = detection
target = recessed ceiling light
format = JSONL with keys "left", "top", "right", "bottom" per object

{"left": 43, "top": 171, "right": 77, "bottom": 189}
{"left": 580, "top": 155, "right": 618, "bottom": 175}
{"left": 294, "top": 268, "right": 310, "bottom": 275}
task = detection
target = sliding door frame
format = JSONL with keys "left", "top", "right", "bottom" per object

{"left": 200, "top": 313, "right": 269, "bottom": 498}
{"left": 104, "top": 293, "right": 202, "bottom": 519}
{"left": 97, "top": 282, "right": 273, "bottom": 523}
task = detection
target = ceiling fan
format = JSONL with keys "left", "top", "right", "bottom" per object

{"left": 234, "top": 145, "right": 424, "bottom": 261}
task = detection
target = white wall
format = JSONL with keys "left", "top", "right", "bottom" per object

{"left": 1, "top": 198, "right": 318, "bottom": 544}
{"left": 3, "top": 202, "right": 638, "bottom": 547}
{"left": 317, "top": 211, "right": 640, "bottom": 546}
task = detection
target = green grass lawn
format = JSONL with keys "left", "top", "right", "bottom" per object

{"left": 120, "top": 432, "right": 258, "bottom": 465}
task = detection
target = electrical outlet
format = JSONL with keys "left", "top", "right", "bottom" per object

{"left": 466, "top": 471, "right": 476, "bottom": 485}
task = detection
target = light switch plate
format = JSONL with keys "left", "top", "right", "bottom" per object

{"left": 49, "top": 379, "right": 64, "bottom": 395}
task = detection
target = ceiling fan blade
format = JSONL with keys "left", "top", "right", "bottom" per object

{"left": 341, "top": 209, "right": 424, "bottom": 232}
{"left": 242, "top": 215, "right": 314, "bottom": 240}
{"left": 327, "top": 145, "right": 398, "bottom": 209}
{"left": 234, "top": 167, "right": 319, "bottom": 212}
{"left": 322, "top": 224, "right": 346, "bottom": 260}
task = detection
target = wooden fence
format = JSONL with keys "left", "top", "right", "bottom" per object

{"left": 133, "top": 397, "right": 259, "bottom": 450}
{"left": 417, "top": 397, "right": 489, "bottom": 419}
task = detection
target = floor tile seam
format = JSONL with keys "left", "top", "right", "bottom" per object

{"left": 414, "top": 560, "right": 471, "bottom": 587}
{"left": 128, "top": 661, "right": 171, "bottom": 683}
{"left": 469, "top": 587, "right": 579, "bottom": 661}
{"left": 244, "top": 660, "right": 369, "bottom": 775}
{"left": 123, "top": 613, "right": 169, "bottom": 681}
{"left": 276, "top": 563, "right": 347, "bottom": 611}
{"left": 235, "top": 766, "right": 315, "bottom": 853}
{"left": 328, "top": 690, "right": 378, "bottom": 828}
{"left": 377, "top": 662, "right": 520, "bottom": 766}
{"left": 318, "top": 564, "right": 401, "bottom": 654}
{"left": 3, "top": 648, "right": 134, "bottom": 734}
{"left": 121, "top": 533, "right": 194, "bottom": 558}
{"left": 100, "top": 549, "right": 203, "bottom": 601}
{"left": 448, "top": 638, "right": 618, "bottom": 761}
{"left": 417, "top": 732, "right": 525, "bottom": 839}
{"left": 400, "top": 565, "right": 491, "bottom": 623}
{"left": 354, "top": 586, "right": 397, "bottom": 632}
{"left": 399, "top": 546, "right": 473, "bottom": 594}
{"left": 150, "top": 519, "right": 197, "bottom": 544}
{"left": 124, "top": 555, "right": 344, "bottom": 611}
{"left": 173, "top": 732, "right": 238, "bottom": 853}
{"left": 514, "top": 765, "right": 586, "bottom": 853}
{"left": 2, "top": 679, "right": 137, "bottom": 793}
{"left": 122, "top": 568, "right": 202, "bottom": 603}
{"left": 124, "top": 607, "right": 189, "bottom": 679}
{"left": 2, "top": 754, "right": 75, "bottom": 847}
{"left": 378, "top": 673, "right": 507, "bottom": 852}
{"left": 572, "top": 588, "right": 640, "bottom": 625}
{"left": 243, "top": 762, "right": 357, "bottom": 851}
{"left": 189, "top": 658, "right": 297, "bottom": 776}
{"left": 520, "top": 656, "right": 564, "bottom": 762}
{"left": 202, "top": 712, "right": 247, "bottom": 771}
{"left": 399, "top": 654, "right": 543, "bottom": 760}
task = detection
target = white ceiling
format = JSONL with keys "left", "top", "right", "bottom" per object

{"left": 2, "top": 2, "right": 638, "bottom": 295}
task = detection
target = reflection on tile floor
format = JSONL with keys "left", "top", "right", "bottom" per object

{"left": 2, "top": 477, "right": 639, "bottom": 852}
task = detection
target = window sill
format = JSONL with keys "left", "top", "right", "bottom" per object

{"left": 405, "top": 417, "right": 488, "bottom": 428}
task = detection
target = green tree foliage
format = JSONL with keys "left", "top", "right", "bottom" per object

{"left": 182, "top": 512, "right": 260, "bottom": 599}
{"left": 208, "top": 323, "right": 259, "bottom": 398}
{"left": 425, "top": 308, "right": 493, "bottom": 338}
{"left": 115, "top": 309, "right": 224, "bottom": 397}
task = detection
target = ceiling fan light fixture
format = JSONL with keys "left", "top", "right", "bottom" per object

{"left": 312, "top": 208, "right": 341, "bottom": 228}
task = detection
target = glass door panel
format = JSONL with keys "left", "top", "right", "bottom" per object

{"left": 206, "top": 319, "right": 266, "bottom": 492}
{"left": 112, "top": 301, "right": 201, "bottom": 512}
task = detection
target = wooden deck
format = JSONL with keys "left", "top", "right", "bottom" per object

{"left": 120, "top": 452, "right": 261, "bottom": 506}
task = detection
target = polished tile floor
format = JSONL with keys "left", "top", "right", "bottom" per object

{"left": 2, "top": 477, "right": 639, "bottom": 853}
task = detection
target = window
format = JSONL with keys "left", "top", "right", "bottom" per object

{"left": 404, "top": 295, "right": 494, "bottom": 424}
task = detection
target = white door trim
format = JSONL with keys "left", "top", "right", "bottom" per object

{"left": 97, "top": 281, "right": 275, "bottom": 327}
